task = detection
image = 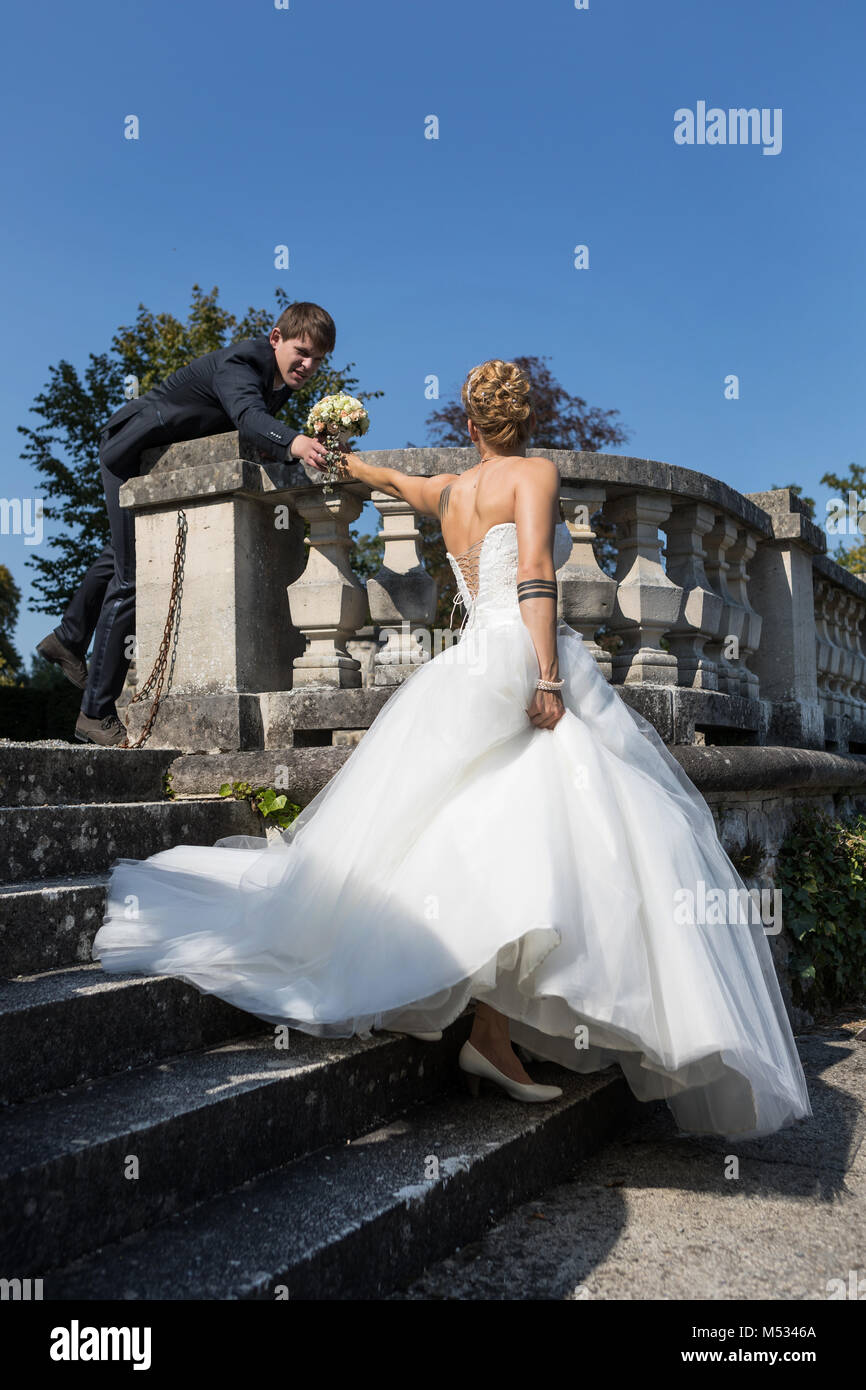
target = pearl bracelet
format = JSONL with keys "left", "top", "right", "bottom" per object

{"left": 536, "top": 677, "right": 564, "bottom": 691}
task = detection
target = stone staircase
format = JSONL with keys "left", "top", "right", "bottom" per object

{"left": 0, "top": 743, "right": 645, "bottom": 1300}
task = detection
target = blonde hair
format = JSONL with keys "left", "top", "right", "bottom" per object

{"left": 462, "top": 359, "right": 533, "bottom": 452}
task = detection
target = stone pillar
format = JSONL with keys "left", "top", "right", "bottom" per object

{"left": 557, "top": 485, "right": 617, "bottom": 677}
{"left": 287, "top": 489, "right": 367, "bottom": 688}
{"left": 365, "top": 491, "right": 438, "bottom": 686}
{"left": 744, "top": 489, "right": 825, "bottom": 749}
{"left": 605, "top": 493, "right": 682, "bottom": 685}
{"left": 121, "top": 433, "right": 309, "bottom": 752}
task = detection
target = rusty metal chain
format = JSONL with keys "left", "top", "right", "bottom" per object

{"left": 124, "top": 509, "right": 187, "bottom": 749}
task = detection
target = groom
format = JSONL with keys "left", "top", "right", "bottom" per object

{"left": 38, "top": 301, "right": 334, "bottom": 746}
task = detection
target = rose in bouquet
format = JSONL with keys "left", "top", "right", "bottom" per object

{"left": 305, "top": 393, "right": 370, "bottom": 493}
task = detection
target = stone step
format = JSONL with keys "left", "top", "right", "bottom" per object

{"left": 1, "top": 1022, "right": 474, "bottom": 1274}
{"left": 0, "top": 798, "right": 259, "bottom": 883}
{"left": 0, "top": 964, "right": 266, "bottom": 1105}
{"left": 0, "top": 743, "right": 181, "bottom": 807}
{"left": 42, "top": 1066, "right": 641, "bottom": 1299}
{"left": 259, "top": 687, "right": 392, "bottom": 748}
{"left": 0, "top": 874, "right": 109, "bottom": 978}
{"left": 166, "top": 746, "right": 352, "bottom": 800}
{"left": 0, "top": 750, "right": 354, "bottom": 975}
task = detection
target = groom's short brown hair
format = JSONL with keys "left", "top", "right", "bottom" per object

{"left": 274, "top": 301, "right": 336, "bottom": 354}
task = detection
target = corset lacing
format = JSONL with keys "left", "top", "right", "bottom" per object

{"left": 447, "top": 535, "right": 486, "bottom": 635}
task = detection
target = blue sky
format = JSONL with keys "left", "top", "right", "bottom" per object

{"left": 1, "top": 0, "right": 864, "bottom": 665}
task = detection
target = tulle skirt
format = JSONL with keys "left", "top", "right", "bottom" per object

{"left": 93, "top": 610, "right": 813, "bottom": 1140}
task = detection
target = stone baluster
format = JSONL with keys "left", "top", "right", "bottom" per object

{"left": 824, "top": 581, "right": 846, "bottom": 723}
{"left": 604, "top": 493, "right": 682, "bottom": 685}
{"left": 365, "top": 491, "right": 438, "bottom": 685}
{"left": 660, "top": 502, "right": 723, "bottom": 690}
{"left": 813, "top": 577, "right": 840, "bottom": 722}
{"left": 287, "top": 489, "right": 367, "bottom": 687}
{"left": 845, "top": 589, "right": 866, "bottom": 722}
{"left": 556, "top": 485, "right": 617, "bottom": 677}
{"left": 702, "top": 517, "right": 747, "bottom": 695}
{"left": 831, "top": 589, "right": 858, "bottom": 725}
{"left": 723, "top": 526, "right": 763, "bottom": 702}
{"left": 849, "top": 594, "right": 866, "bottom": 715}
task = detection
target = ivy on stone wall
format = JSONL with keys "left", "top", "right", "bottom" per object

{"left": 775, "top": 807, "right": 866, "bottom": 1010}
{"left": 219, "top": 780, "right": 301, "bottom": 832}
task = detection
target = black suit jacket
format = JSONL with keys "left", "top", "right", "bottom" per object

{"left": 99, "top": 335, "right": 301, "bottom": 471}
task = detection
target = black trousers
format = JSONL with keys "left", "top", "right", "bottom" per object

{"left": 55, "top": 405, "right": 160, "bottom": 718}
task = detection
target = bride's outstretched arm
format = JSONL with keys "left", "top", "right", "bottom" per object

{"left": 335, "top": 451, "right": 456, "bottom": 518}
{"left": 515, "top": 458, "right": 565, "bottom": 731}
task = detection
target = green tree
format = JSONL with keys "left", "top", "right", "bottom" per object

{"left": 767, "top": 470, "right": 866, "bottom": 574}
{"left": 424, "top": 355, "right": 629, "bottom": 454}
{"left": 348, "top": 527, "right": 385, "bottom": 586}
{"left": 406, "top": 355, "right": 630, "bottom": 627}
{"left": 0, "top": 565, "right": 22, "bottom": 684}
{"left": 22, "top": 652, "right": 68, "bottom": 690}
{"left": 18, "top": 351, "right": 124, "bottom": 617}
{"left": 20, "top": 284, "right": 382, "bottom": 614}
{"left": 817, "top": 462, "right": 866, "bottom": 576}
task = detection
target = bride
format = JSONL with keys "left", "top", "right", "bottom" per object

{"left": 93, "top": 359, "right": 812, "bottom": 1139}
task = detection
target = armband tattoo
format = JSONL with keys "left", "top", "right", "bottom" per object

{"left": 517, "top": 578, "right": 558, "bottom": 604}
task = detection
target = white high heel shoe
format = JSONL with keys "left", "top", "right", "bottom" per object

{"left": 458, "top": 1040, "right": 563, "bottom": 1103}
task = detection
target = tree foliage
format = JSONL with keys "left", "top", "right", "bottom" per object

{"left": 817, "top": 462, "right": 866, "bottom": 576}
{"left": 424, "top": 355, "right": 630, "bottom": 454}
{"left": 0, "top": 565, "right": 22, "bottom": 684}
{"left": 22, "top": 652, "right": 68, "bottom": 690}
{"left": 769, "top": 468, "right": 866, "bottom": 575}
{"left": 348, "top": 527, "right": 385, "bottom": 586}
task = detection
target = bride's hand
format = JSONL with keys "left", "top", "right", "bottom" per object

{"left": 527, "top": 688, "right": 565, "bottom": 731}
{"left": 335, "top": 445, "right": 358, "bottom": 480}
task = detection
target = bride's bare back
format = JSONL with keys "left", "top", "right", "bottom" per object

{"left": 436, "top": 455, "right": 558, "bottom": 556}
{"left": 340, "top": 444, "right": 564, "bottom": 724}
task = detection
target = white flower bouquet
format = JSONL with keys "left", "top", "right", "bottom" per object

{"left": 305, "top": 393, "right": 370, "bottom": 493}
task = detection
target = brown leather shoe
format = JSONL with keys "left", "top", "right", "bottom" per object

{"left": 75, "top": 712, "right": 129, "bottom": 747}
{"left": 37, "top": 632, "right": 88, "bottom": 690}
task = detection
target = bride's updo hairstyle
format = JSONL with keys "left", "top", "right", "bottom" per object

{"left": 462, "top": 359, "right": 533, "bottom": 452}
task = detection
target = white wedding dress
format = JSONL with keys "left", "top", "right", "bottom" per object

{"left": 93, "top": 520, "right": 812, "bottom": 1140}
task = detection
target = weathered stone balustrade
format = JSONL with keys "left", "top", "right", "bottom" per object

{"left": 119, "top": 436, "right": 866, "bottom": 756}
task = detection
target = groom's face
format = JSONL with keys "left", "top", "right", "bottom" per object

{"left": 270, "top": 329, "right": 325, "bottom": 388}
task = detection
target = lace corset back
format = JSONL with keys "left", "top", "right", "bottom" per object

{"left": 446, "top": 521, "right": 573, "bottom": 632}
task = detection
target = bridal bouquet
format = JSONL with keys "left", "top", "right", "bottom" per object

{"left": 305, "top": 393, "right": 370, "bottom": 493}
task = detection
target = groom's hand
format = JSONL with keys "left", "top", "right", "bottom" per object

{"left": 290, "top": 434, "right": 329, "bottom": 470}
